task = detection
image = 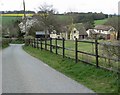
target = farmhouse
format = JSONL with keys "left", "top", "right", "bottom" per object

{"left": 70, "top": 23, "right": 88, "bottom": 40}
{"left": 86, "top": 25, "right": 117, "bottom": 40}
{"left": 86, "top": 29, "right": 99, "bottom": 39}
{"left": 94, "top": 25, "right": 117, "bottom": 40}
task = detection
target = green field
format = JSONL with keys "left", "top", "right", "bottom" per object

{"left": 0, "top": 16, "right": 21, "bottom": 26}
{"left": 1, "top": 15, "right": 108, "bottom": 26}
{"left": 94, "top": 18, "right": 108, "bottom": 25}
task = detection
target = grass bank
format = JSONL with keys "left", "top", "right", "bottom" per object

{"left": 23, "top": 46, "right": 118, "bottom": 93}
{"left": 94, "top": 19, "right": 108, "bottom": 25}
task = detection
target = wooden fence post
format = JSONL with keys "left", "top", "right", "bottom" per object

{"left": 40, "top": 38, "right": 42, "bottom": 50}
{"left": 31, "top": 39, "right": 33, "bottom": 47}
{"left": 95, "top": 37, "right": 99, "bottom": 67}
{"left": 50, "top": 38, "right": 52, "bottom": 52}
{"left": 34, "top": 38, "right": 36, "bottom": 48}
{"left": 75, "top": 38, "right": 78, "bottom": 63}
{"left": 55, "top": 38, "right": 58, "bottom": 54}
{"left": 37, "top": 38, "right": 39, "bottom": 49}
{"left": 45, "top": 38, "right": 47, "bottom": 50}
{"left": 29, "top": 39, "right": 31, "bottom": 46}
{"left": 32, "top": 39, "right": 34, "bottom": 48}
{"left": 30, "top": 39, "right": 32, "bottom": 46}
{"left": 29, "top": 39, "right": 30, "bottom": 45}
{"left": 62, "top": 38, "right": 65, "bottom": 58}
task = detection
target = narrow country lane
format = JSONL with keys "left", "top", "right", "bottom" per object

{"left": 2, "top": 44, "right": 94, "bottom": 93}
{"left": 0, "top": 49, "right": 2, "bottom": 94}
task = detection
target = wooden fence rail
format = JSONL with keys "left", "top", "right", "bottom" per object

{"left": 28, "top": 38, "right": 120, "bottom": 73}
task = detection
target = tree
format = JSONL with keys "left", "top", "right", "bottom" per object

{"left": 28, "top": 22, "right": 44, "bottom": 37}
{"left": 34, "top": 3, "right": 56, "bottom": 39}
{"left": 8, "top": 19, "right": 22, "bottom": 38}
{"left": 105, "top": 16, "right": 120, "bottom": 40}
{"left": 4, "top": 20, "right": 22, "bottom": 38}
{"left": 55, "top": 14, "right": 73, "bottom": 39}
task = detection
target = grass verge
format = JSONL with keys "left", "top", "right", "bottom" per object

{"left": 23, "top": 45, "right": 119, "bottom": 93}
{"left": 2, "top": 44, "right": 9, "bottom": 49}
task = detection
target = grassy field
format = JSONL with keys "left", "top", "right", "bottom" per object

{"left": 1, "top": 14, "right": 108, "bottom": 26}
{"left": 1, "top": 14, "right": 108, "bottom": 25}
{"left": 23, "top": 45, "right": 119, "bottom": 93}
{"left": 0, "top": 16, "right": 21, "bottom": 26}
{"left": 94, "top": 18, "right": 108, "bottom": 25}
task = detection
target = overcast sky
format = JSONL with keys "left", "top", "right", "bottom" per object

{"left": 0, "top": 0, "right": 120, "bottom": 14}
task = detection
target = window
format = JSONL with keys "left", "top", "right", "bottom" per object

{"left": 74, "top": 31, "right": 76, "bottom": 33}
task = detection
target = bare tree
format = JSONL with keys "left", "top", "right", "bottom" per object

{"left": 34, "top": 3, "right": 56, "bottom": 39}
{"left": 105, "top": 16, "right": 120, "bottom": 40}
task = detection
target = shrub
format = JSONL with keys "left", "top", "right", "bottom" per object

{"left": 10, "top": 38, "right": 24, "bottom": 44}
{"left": 100, "top": 41, "right": 120, "bottom": 67}
{"left": 2, "top": 38, "right": 11, "bottom": 48}
{"left": 24, "top": 36, "right": 34, "bottom": 46}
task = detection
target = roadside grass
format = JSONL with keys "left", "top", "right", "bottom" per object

{"left": 23, "top": 45, "right": 118, "bottom": 93}
{"left": 94, "top": 19, "right": 108, "bottom": 26}
{"left": 2, "top": 44, "right": 9, "bottom": 49}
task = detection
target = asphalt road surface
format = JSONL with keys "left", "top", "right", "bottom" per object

{"left": 0, "top": 49, "right": 2, "bottom": 94}
{"left": 2, "top": 44, "right": 94, "bottom": 93}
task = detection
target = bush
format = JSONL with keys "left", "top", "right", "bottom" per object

{"left": 98, "top": 36, "right": 105, "bottom": 40}
{"left": 24, "top": 36, "right": 34, "bottom": 46}
{"left": 2, "top": 38, "right": 11, "bottom": 48}
{"left": 100, "top": 41, "right": 120, "bottom": 67}
{"left": 10, "top": 38, "right": 24, "bottom": 44}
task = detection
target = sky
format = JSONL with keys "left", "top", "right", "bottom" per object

{"left": 0, "top": 0, "right": 120, "bottom": 14}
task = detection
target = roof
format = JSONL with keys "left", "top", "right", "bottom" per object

{"left": 36, "top": 31, "right": 49, "bottom": 35}
{"left": 88, "top": 29, "right": 97, "bottom": 34}
{"left": 75, "top": 23, "right": 88, "bottom": 35}
{"left": 95, "top": 25, "right": 113, "bottom": 31}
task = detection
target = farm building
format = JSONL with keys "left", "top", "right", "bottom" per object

{"left": 94, "top": 25, "right": 117, "bottom": 40}
{"left": 36, "top": 31, "right": 50, "bottom": 38}
{"left": 86, "top": 29, "right": 99, "bottom": 39}
{"left": 70, "top": 23, "right": 88, "bottom": 40}
{"left": 50, "top": 30, "right": 60, "bottom": 39}
{"left": 50, "top": 26, "right": 68, "bottom": 40}
{"left": 86, "top": 25, "right": 117, "bottom": 40}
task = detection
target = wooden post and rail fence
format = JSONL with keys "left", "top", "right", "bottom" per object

{"left": 27, "top": 37, "right": 120, "bottom": 73}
